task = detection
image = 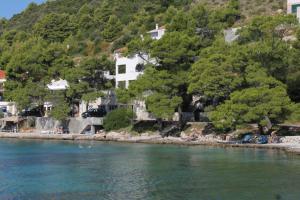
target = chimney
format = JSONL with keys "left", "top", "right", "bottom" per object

{"left": 156, "top": 24, "right": 159, "bottom": 30}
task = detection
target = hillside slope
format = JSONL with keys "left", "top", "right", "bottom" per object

{"left": 4, "top": 0, "right": 191, "bottom": 31}
{"left": 197, "top": 0, "right": 285, "bottom": 17}
{"left": 1, "top": 0, "right": 300, "bottom": 126}
{"left": 3, "top": 0, "right": 286, "bottom": 31}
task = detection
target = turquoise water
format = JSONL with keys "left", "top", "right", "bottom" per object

{"left": 0, "top": 140, "right": 300, "bottom": 200}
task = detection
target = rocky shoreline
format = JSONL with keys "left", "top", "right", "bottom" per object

{"left": 1, "top": 131, "right": 300, "bottom": 155}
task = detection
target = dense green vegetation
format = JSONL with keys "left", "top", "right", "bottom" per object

{"left": 0, "top": 0, "right": 299, "bottom": 133}
{"left": 117, "top": 1, "right": 300, "bottom": 133}
{"left": 103, "top": 108, "right": 135, "bottom": 131}
{"left": 0, "top": 0, "right": 193, "bottom": 121}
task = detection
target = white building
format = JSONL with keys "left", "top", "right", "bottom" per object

{"left": 148, "top": 24, "right": 166, "bottom": 40}
{"left": 103, "top": 71, "right": 115, "bottom": 80}
{"left": 115, "top": 53, "right": 149, "bottom": 89}
{"left": 114, "top": 25, "right": 166, "bottom": 120}
{"left": 44, "top": 79, "right": 70, "bottom": 116}
{"left": 0, "top": 70, "right": 17, "bottom": 116}
{"left": 115, "top": 24, "right": 166, "bottom": 89}
{"left": 287, "top": 0, "right": 300, "bottom": 21}
{"left": 47, "top": 79, "right": 69, "bottom": 91}
{"left": 224, "top": 27, "right": 240, "bottom": 43}
{"left": 79, "top": 90, "right": 118, "bottom": 115}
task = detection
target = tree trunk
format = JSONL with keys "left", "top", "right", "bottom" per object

{"left": 258, "top": 124, "right": 264, "bottom": 134}
{"left": 157, "top": 118, "right": 163, "bottom": 131}
{"left": 264, "top": 116, "right": 273, "bottom": 134}
{"left": 178, "top": 106, "right": 184, "bottom": 130}
{"left": 86, "top": 101, "right": 89, "bottom": 112}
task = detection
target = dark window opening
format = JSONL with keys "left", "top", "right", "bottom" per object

{"left": 135, "top": 63, "right": 145, "bottom": 72}
{"left": 118, "top": 65, "right": 126, "bottom": 74}
{"left": 151, "top": 32, "right": 158, "bottom": 38}
{"left": 292, "top": 4, "right": 300, "bottom": 13}
{"left": 118, "top": 81, "right": 126, "bottom": 89}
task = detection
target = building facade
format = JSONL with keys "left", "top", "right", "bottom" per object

{"left": 148, "top": 24, "right": 166, "bottom": 40}
{"left": 79, "top": 90, "right": 118, "bottom": 116}
{"left": 113, "top": 25, "right": 166, "bottom": 120}
{"left": 287, "top": 0, "right": 300, "bottom": 21}
{"left": 0, "top": 70, "right": 17, "bottom": 116}
{"left": 44, "top": 79, "right": 70, "bottom": 116}
{"left": 115, "top": 53, "right": 148, "bottom": 89}
{"left": 115, "top": 25, "right": 166, "bottom": 89}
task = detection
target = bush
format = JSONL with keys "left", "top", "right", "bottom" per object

{"left": 285, "top": 103, "right": 300, "bottom": 123}
{"left": 50, "top": 102, "right": 71, "bottom": 121}
{"left": 0, "top": 110, "right": 4, "bottom": 118}
{"left": 103, "top": 108, "right": 135, "bottom": 131}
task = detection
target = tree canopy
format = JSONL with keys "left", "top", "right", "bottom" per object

{"left": 0, "top": 0, "right": 300, "bottom": 129}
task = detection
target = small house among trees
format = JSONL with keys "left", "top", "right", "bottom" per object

{"left": 114, "top": 25, "right": 166, "bottom": 89}
{"left": 287, "top": 0, "right": 300, "bottom": 21}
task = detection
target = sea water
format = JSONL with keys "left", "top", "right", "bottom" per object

{"left": 0, "top": 139, "right": 299, "bottom": 200}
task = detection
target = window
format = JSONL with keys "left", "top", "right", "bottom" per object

{"left": 135, "top": 63, "right": 145, "bottom": 72}
{"left": 118, "top": 81, "right": 126, "bottom": 89}
{"left": 129, "top": 80, "right": 135, "bottom": 86}
{"left": 292, "top": 4, "right": 300, "bottom": 13}
{"left": 151, "top": 32, "right": 158, "bottom": 39}
{"left": 118, "top": 65, "right": 126, "bottom": 74}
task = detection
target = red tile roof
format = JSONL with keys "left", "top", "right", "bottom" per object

{"left": 0, "top": 70, "right": 6, "bottom": 79}
{"left": 114, "top": 47, "right": 128, "bottom": 54}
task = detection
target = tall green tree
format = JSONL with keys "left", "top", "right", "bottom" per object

{"left": 0, "top": 18, "right": 7, "bottom": 35}
{"left": 189, "top": 53, "right": 242, "bottom": 101}
{"left": 210, "top": 86, "right": 293, "bottom": 132}
{"left": 4, "top": 38, "right": 76, "bottom": 110}
{"left": 150, "top": 32, "right": 199, "bottom": 71}
{"left": 127, "top": 67, "right": 185, "bottom": 120}
{"left": 167, "top": 10, "right": 196, "bottom": 35}
{"left": 94, "top": 1, "right": 113, "bottom": 29}
{"left": 34, "top": 13, "right": 77, "bottom": 43}
{"left": 102, "top": 15, "right": 123, "bottom": 42}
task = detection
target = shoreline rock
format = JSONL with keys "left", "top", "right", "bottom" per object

{"left": 0, "top": 132, "right": 300, "bottom": 155}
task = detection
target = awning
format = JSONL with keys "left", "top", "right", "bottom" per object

{"left": 47, "top": 79, "right": 69, "bottom": 91}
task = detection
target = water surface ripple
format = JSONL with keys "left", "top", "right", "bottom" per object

{"left": 0, "top": 139, "right": 299, "bottom": 200}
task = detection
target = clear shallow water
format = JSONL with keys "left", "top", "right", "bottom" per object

{"left": 0, "top": 140, "right": 300, "bottom": 200}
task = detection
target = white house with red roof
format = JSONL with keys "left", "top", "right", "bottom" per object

{"left": 0, "top": 70, "right": 6, "bottom": 98}
{"left": 0, "top": 70, "right": 17, "bottom": 115}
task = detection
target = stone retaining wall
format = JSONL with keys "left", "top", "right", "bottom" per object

{"left": 280, "top": 136, "right": 300, "bottom": 144}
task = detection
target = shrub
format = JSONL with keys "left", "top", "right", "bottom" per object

{"left": 103, "top": 108, "right": 135, "bottom": 131}
{"left": 50, "top": 102, "right": 71, "bottom": 121}
{"left": 0, "top": 110, "right": 4, "bottom": 118}
{"left": 286, "top": 103, "right": 300, "bottom": 123}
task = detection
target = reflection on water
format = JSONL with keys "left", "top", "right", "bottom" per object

{"left": 0, "top": 139, "right": 299, "bottom": 200}
{"left": 78, "top": 141, "right": 94, "bottom": 149}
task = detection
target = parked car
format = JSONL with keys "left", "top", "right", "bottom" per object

{"left": 0, "top": 107, "right": 12, "bottom": 118}
{"left": 81, "top": 108, "right": 106, "bottom": 118}
{"left": 1, "top": 107, "right": 7, "bottom": 112}
{"left": 3, "top": 112, "right": 12, "bottom": 117}
{"left": 242, "top": 134, "right": 254, "bottom": 143}
{"left": 19, "top": 107, "right": 44, "bottom": 117}
{"left": 242, "top": 134, "right": 268, "bottom": 144}
{"left": 0, "top": 125, "right": 17, "bottom": 133}
{"left": 257, "top": 135, "right": 268, "bottom": 144}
